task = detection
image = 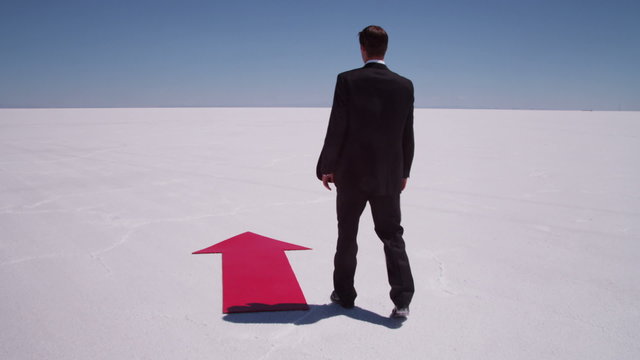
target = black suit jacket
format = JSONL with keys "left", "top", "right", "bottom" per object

{"left": 316, "top": 62, "right": 415, "bottom": 195}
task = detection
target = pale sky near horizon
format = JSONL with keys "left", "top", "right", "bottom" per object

{"left": 1, "top": 0, "right": 638, "bottom": 110}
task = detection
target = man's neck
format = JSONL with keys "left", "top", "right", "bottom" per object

{"left": 365, "top": 58, "right": 385, "bottom": 65}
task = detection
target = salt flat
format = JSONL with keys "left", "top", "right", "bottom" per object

{"left": 1, "top": 107, "right": 639, "bottom": 359}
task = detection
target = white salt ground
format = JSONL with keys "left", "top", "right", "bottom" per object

{"left": 0, "top": 107, "right": 639, "bottom": 359}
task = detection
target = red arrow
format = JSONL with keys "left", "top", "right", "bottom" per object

{"left": 193, "top": 232, "right": 311, "bottom": 314}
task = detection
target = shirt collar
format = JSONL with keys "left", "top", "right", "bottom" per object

{"left": 365, "top": 59, "right": 386, "bottom": 65}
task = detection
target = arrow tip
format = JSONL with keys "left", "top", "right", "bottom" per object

{"left": 193, "top": 231, "right": 311, "bottom": 254}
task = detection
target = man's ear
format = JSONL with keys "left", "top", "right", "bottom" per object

{"left": 360, "top": 45, "right": 368, "bottom": 62}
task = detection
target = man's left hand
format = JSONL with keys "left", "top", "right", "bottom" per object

{"left": 322, "top": 174, "right": 335, "bottom": 191}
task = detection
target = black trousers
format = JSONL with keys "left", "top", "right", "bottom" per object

{"left": 333, "top": 188, "right": 415, "bottom": 308}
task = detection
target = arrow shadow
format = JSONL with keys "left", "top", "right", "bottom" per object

{"left": 222, "top": 303, "right": 405, "bottom": 329}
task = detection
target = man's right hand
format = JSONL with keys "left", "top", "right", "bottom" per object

{"left": 322, "top": 174, "right": 335, "bottom": 191}
{"left": 401, "top": 177, "right": 408, "bottom": 192}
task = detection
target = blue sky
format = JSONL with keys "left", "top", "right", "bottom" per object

{"left": 1, "top": 0, "right": 638, "bottom": 110}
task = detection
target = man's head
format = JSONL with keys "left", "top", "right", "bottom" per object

{"left": 358, "top": 25, "right": 388, "bottom": 61}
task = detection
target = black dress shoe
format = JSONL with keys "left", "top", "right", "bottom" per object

{"left": 330, "top": 290, "right": 354, "bottom": 309}
{"left": 391, "top": 306, "right": 410, "bottom": 318}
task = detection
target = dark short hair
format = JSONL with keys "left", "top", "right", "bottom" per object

{"left": 358, "top": 25, "right": 388, "bottom": 58}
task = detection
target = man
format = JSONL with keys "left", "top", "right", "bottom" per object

{"left": 316, "top": 25, "right": 415, "bottom": 318}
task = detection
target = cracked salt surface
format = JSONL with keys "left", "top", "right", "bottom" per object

{"left": 1, "top": 108, "right": 639, "bottom": 359}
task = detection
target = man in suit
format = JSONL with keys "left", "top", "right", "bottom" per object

{"left": 316, "top": 25, "right": 415, "bottom": 318}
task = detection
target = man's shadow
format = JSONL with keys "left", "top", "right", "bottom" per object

{"left": 222, "top": 303, "right": 405, "bottom": 329}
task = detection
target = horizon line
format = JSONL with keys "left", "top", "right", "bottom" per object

{"left": 1, "top": 105, "right": 637, "bottom": 112}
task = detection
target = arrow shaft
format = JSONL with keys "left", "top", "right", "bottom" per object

{"left": 221, "top": 250, "right": 308, "bottom": 313}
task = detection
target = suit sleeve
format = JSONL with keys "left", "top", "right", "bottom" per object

{"left": 402, "top": 83, "right": 415, "bottom": 178}
{"left": 319, "top": 74, "right": 348, "bottom": 175}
